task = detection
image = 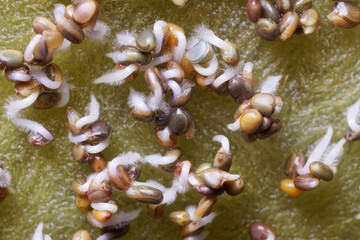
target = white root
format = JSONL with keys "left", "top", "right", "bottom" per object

{"left": 86, "top": 20, "right": 110, "bottom": 41}
{"left": 93, "top": 64, "right": 139, "bottom": 85}
{"left": 347, "top": 98, "right": 360, "bottom": 133}
{"left": 75, "top": 94, "right": 100, "bottom": 129}
{"left": 212, "top": 64, "right": 241, "bottom": 89}
{"left": 193, "top": 55, "right": 218, "bottom": 76}
{"left": 213, "top": 135, "right": 230, "bottom": 154}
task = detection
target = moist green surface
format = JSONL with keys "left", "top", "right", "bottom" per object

{"left": 1, "top": 0, "right": 360, "bottom": 239}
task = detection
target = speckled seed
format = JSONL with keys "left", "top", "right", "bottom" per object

{"left": 169, "top": 79, "right": 196, "bottom": 108}
{"left": 136, "top": 29, "right": 157, "bottom": 53}
{"left": 294, "top": 175, "right": 320, "bottom": 191}
{"left": 67, "top": 107, "right": 83, "bottom": 135}
{"left": 247, "top": 0, "right": 264, "bottom": 23}
{"left": 65, "top": 4, "right": 75, "bottom": 19}
{"left": 293, "top": 0, "right": 312, "bottom": 14}
{"left": 228, "top": 72, "right": 255, "bottom": 104}
{"left": 213, "top": 148, "right": 232, "bottom": 172}
{"left": 0, "top": 188, "right": 9, "bottom": 202}
{"left": 147, "top": 204, "right": 164, "bottom": 219}
{"left": 284, "top": 152, "right": 305, "bottom": 179}
{"left": 72, "top": 230, "right": 93, "bottom": 240}
{"left": 240, "top": 109, "right": 263, "bottom": 134}
{"left": 172, "top": 0, "right": 191, "bottom": 8}
{"left": 309, "top": 161, "right": 334, "bottom": 181}
{"left": 108, "top": 165, "right": 131, "bottom": 190}
{"left": 300, "top": 9, "right": 320, "bottom": 35}
{"left": 93, "top": 209, "right": 113, "bottom": 222}
{"left": 274, "top": 0, "right": 291, "bottom": 13}
{"left": 249, "top": 222, "right": 276, "bottom": 240}
{"left": 145, "top": 67, "right": 166, "bottom": 93}
{"left": 242, "top": 132, "right": 257, "bottom": 144}
{"left": 32, "top": 16, "right": 57, "bottom": 34}
{"left": 75, "top": 196, "right": 91, "bottom": 211}
{"left": 194, "top": 196, "right": 217, "bottom": 219}
{"left": 121, "top": 46, "right": 153, "bottom": 65}
{"left": 255, "top": 18, "right": 279, "bottom": 41}
{"left": 43, "top": 30, "right": 64, "bottom": 49}
{"left": 165, "top": 22, "right": 185, "bottom": 48}
{"left": 169, "top": 211, "right": 191, "bottom": 227}
{"left": 280, "top": 178, "right": 304, "bottom": 196}
{"left": 250, "top": 93, "right": 276, "bottom": 117}
{"left": 234, "top": 100, "right": 252, "bottom": 120}
{"left": 125, "top": 185, "right": 164, "bottom": 204}
{"left": 255, "top": 117, "right": 282, "bottom": 139}
{"left": 162, "top": 147, "right": 183, "bottom": 172}
{"left": 89, "top": 153, "right": 107, "bottom": 172}
{"left": 224, "top": 177, "right": 246, "bottom": 196}
{"left": 57, "top": 17, "right": 85, "bottom": 44}
{"left": 186, "top": 40, "right": 214, "bottom": 65}
{"left": 82, "top": 121, "right": 111, "bottom": 144}
{"left": 5, "top": 65, "right": 30, "bottom": 82}
{"left": 328, "top": 1, "right": 360, "bottom": 28}
{"left": 344, "top": 128, "right": 360, "bottom": 142}
{"left": 180, "top": 222, "right": 204, "bottom": 237}
{"left": 33, "top": 92, "right": 59, "bottom": 109}
{"left": 155, "top": 127, "right": 177, "bottom": 149}
{"left": 168, "top": 108, "right": 193, "bottom": 136}
{"left": 0, "top": 49, "right": 24, "bottom": 68}
{"left": 72, "top": 178, "right": 87, "bottom": 196}
{"left": 114, "top": 62, "right": 139, "bottom": 82}
{"left": 260, "top": 0, "right": 281, "bottom": 23}
{"left": 126, "top": 163, "right": 141, "bottom": 181}
{"left": 72, "top": 143, "right": 94, "bottom": 163}
{"left": 87, "top": 179, "right": 113, "bottom": 203}
{"left": 27, "top": 131, "right": 53, "bottom": 146}
{"left": 73, "top": 0, "right": 99, "bottom": 28}
{"left": 279, "top": 11, "right": 300, "bottom": 41}
{"left": 221, "top": 40, "right": 240, "bottom": 66}
{"left": 174, "top": 160, "right": 193, "bottom": 178}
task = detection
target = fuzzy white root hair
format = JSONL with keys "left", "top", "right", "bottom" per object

{"left": 75, "top": 94, "right": 100, "bottom": 129}
{"left": 0, "top": 168, "right": 11, "bottom": 188}
{"left": 186, "top": 36, "right": 201, "bottom": 50}
{"left": 227, "top": 119, "right": 241, "bottom": 132}
{"left": 347, "top": 98, "right": 360, "bottom": 133}
{"left": 86, "top": 21, "right": 110, "bottom": 41}
{"left": 153, "top": 20, "right": 167, "bottom": 55}
{"left": 172, "top": 31, "right": 187, "bottom": 63}
{"left": 193, "top": 24, "right": 228, "bottom": 50}
{"left": 322, "top": 138, "right": 346, "bottom": 174}
{"left": 297, "top": 126, "right": 333, "bottom": 175}
{"left": 31, "top": 70, "right": 62, "bottom": 90}
{"left": 173, "top": 160, "right": 191, "bottom": 194}
{"left": 259, "top": 75, "right": 282, "bottom": 95}
{"left": 94, "top": 64, "right": 139, "bottom": 85}
{"left": 5, "top": 92, "right": 40, "bottom": 119}
{"left": 144, "top": 154, "right": 178, "bottom": 167}
{"left": 32, "top": 222, "right": 52, "bottom": 240}
{"left": 116, "top": 30, "right": 137, "bottom": 47}
{"left": 213, "top": 135, "right": 230, "bottom": 154}
{"left": 140, "top": 53, "right": 172, "bottom": 71}
{"left": 53, "top": 4, "right": 65, "bottom": 24}
{"left": 24, "top": 34, "right": 42, "bottom": 62}
{"left": 127, "top": 88, "right": 151, "bottom": 112}
{"left": 106, "top": 51, "right": 129, "bottom": 64}
{"left": 193, "top": 55, "right": 218, "bottom": 76}
{"left": 156, "top": 126, "right": 171, "bottom": 142}
{"left": 212, "top": 64, "right": 242, "bottom": 88}
{"left": 146, "top": 87, "right": 163, "bottom": 110}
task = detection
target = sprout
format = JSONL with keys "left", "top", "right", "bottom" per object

{"left": 193, "top": 24, "right": 229, "bottom": 51}
{"left": 192, "top": 55, "right": 218, "bottom": 76}
{"left": 156, "top": 127, "right": 171, "bottom": 142}
{"left": 213, "top": 135, "right": 230, "bottom": 154}
{"left": 173, "top": 160, "right": 191, "bottom": 193}
{"left": 106, "top": 51, "right": 129, "bottom": 64}
{"left": 297, "top": 127, "right": 333, "bottom": 175}
{"left": 24, "top": 34, "right": 42, "bottom": 62}
{"left": 108, "top": 152, "right": 143, "bottom": 177}
{"left": 321, "top": 138, "right": 346, "bottom": 174}
{"left": 86, "top": 20, "right": 110, "bottom": 41}
{"left": 143, "top": 153, "right": 178, "bottom": 167}
{"left": 161, "top": 68, "right": 182, "bottom": 80}
{"left": 134, "top": 180, "right": 177, "bottom": 205}
{"left": 93, "top": 63, "right": 139, "bottom": 85}
{"left": 259, "top": 75, "right": 282, "bottom": 95}
{"left": 91, "top": 201, "right": 118, "bottom": 213}
{"left": 78, "top": 173, "right": 97, "bottom": 193}
{"left": 153, "top": 20, "right": 167, "bottom": 55}
{"left": 140, "top": 53, "right": 172, "bottom": 71}
{"left": 75, "top": 94, "right": 100, "bottom": 129}
{"left": 127, "top": 89, "right": 151, "bottom": 113}
{"left": 6, "top": 71, "right": 31, "bottom": 82}
{"left": 167, "top": 80, "right": 191, "bottom": 101}
{"left": 146, "top": 87, "right": 163, "bottom": 110}
{"left": 347, "top": 98, "right": 360, "bottom": 133}
{"left": 85, "top": 137, "right": 110, "bottom": 154}
{"left": 31, "top": 70, "right": 62, "bottom": 90}
{"left": 186, "top": 205, "right": 216, "bottom": 227}
{"left": 116, "top": 30, "right": 137, "bottom": 47}
{"left": 172, "top": 31, "right": 187, "bottom": 62}
{"left": 227, "top": 119, "right": 241, "bottom": 132}
{"left": 211, "top": 64, "right": 241, "bottom": 89}
{"left": 31, "top": 222, "right": 52, "bottom": 240}
{"left": 55, "top": 78, "right": 72, "bottom": 108}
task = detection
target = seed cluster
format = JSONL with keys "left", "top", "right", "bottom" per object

{"left": 247, "top": 0, "right": 320, "bottom": 41}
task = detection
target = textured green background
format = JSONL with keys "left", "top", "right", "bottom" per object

{"left": 0, "top": 0, "right": 360, "bottom": 239}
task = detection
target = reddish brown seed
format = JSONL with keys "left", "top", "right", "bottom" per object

{"left": 165, "top": 22, "right": 185, "bottom": 48}
{"left": 284, "top": 152, "right": 305, "bottom": 179}
{"left": 247, "top": 0, "right": 264, "bottom": 23}
{"left": 294, "top": 175, "right": 320, "bottom": 191}
{"left": 72, "top": 143, "right": 94, "bottom": 163}
{"left": 114, "top": 62, "right": 139, "bottom": 82}
{"left": 249, "top": 222, "right": 276, "bottom": 240}
{"left": 75, "top": 196, "right": 91, "bottom": 211}
{"left": 174, "top": 160, "right": 193, "bottom": 178}
{"left": 73, "top": 0, "right": 100, "bottom": 28}
{"left": 224, "top": 177, "right": 246, "bottom": 196}
{"left": 89, "top": 153, "right": 107, "bottom": 172}
{"left": 147, "top": 204, "right": 164, "bottom": 219}
{"left": 194, "top": 196, "right": 217, "bottom": 219}
{"left": 108, "top": 165, "right": 131, "bottom": 190}
{"left": 155, "top": 127, "right": 177, "bottom": 149}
